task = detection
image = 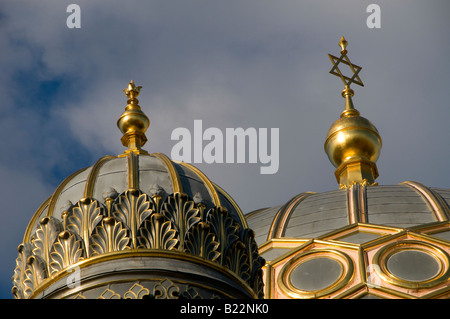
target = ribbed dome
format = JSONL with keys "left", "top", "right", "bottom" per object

{"left": 11, "top": 82, "right": 264, "bottom": 299}
{"left": 244, "top": 37, "right": 450, "bottom": 299}
{"left": 21, "top": 153, "right": 248, "bottom": 243}
{"left": 247, "top": 182, "right": 450, "bottom": 298}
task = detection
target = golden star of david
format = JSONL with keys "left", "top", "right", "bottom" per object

{"left": 328, "top": 37, "right": 364, "bottom": 87}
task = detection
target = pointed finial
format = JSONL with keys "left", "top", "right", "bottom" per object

{"left": 339, "top": 36, "right": 348, "bottom": 52}
{"left": 117, "top": 81, "right": 150, "bottom": 156}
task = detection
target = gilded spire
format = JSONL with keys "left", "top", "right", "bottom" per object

{"left": 324, "top": 37, "right": 382, "bottom": 188}
{"left": 117, "top": 80, "right": 150, "bottom": 156}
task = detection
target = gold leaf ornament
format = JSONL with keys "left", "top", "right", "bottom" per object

{"left": 225, "top": 241, "right": 251, "bottom": 282}
{"left": 124, "top": 283, "right": 151, "bottom": 299}
{"left": 23, "top": 255, "right": 47, "bottom": 298}
{"left": 89, "top": 217, "right": 131, "bottom": 256}
{"left": 112, "top": 190, "right": 155, "bottom": 248}
{"left": 49, "top": 231, "right": 85, "bottom": 275}
{"left": 206, "top": 207, "right": 240, "bottom": 264}
{"left": 137, "top": 213, "right": 178, "bottom": 250}
{"left": 67, "top": 198, "right": 104, "bottom": 257}
{"left": 161, "top": 192, "right": 200, "bottom": 250}
{"left": 11, "top": 243, "right": 33, "bottom": 299}
{"left": 184, "top": 222, "right": 220, "bottom": 262}
{"left": 32, "top": 217, "right": 62, "bottom": 266}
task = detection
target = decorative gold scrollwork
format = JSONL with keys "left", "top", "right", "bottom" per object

{"left": 161, "top": 192, "right": 200, "bottom": 251}
{"left": 12, "top": 189, "right": 264, "bottom": 299}
{"left": 89, "top": 217, "right": 131, "bottom": 256}
{"left": 32, "top": 217, "right": 62, "bottom": 271}
{"left": 67, "top": 198, "right": 104, "bottom": 258}
{"left": 185, "top": 222, "right": 220, "bottom": 261}
{"left": 206, "top": 206, "right": 239, "bottom": 264}
{"left": 72, "top": 281, "right": 206, "bottom": 299}
{"left": 153, "top": 278, "right": 180, "bottom": 299}
{"left": 67, "top": 198, "right": 104, "bottom": 257}
{"left": 11, "top": 243, "right": 33, "bottom": 299}
{"left": 23, "top": 256, "right": 47, "bottom": 298}
{"left": 137, "top": 213, "right": 178, "bottom": 250}
{"left": 124, "top": 283, "right": 151, "bottom": 299}
{"left": 98, "top": 288, "right": 121, "bottom": 299}
{"left": 112, "top": 189, "right": 155, "bottom": 248}
{"left": 225, "top": 241, "right": 251, "bottom": 282}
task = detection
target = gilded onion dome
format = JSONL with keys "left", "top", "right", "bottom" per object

{"left": 11, "top": 81, "right": 264, "bottom": 299}
{"left": 246, "top": 38, "right": 450, "bottom": 299}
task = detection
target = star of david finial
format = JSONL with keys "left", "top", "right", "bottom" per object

{"left": 328, "top": 36, "right": 364, "bottom": 88}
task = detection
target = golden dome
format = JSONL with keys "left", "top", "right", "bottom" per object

{"left": 325, "top": 107, "right": 381, "bottom": 168}
{"left": 247, "top": 182, "right": 450, "bottom": 299}
{"left": 245, "top": 38, "right": 450, "bottom": 300}
{"left": 11, "top": 81, "right": 264, "bottom": 299}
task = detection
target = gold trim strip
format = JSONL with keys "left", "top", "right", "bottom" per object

{"left": 47, "top": 167, "right": 90, "bottom": 217}
{"left": 312, "top": 238, "right": 361, "bottom": 250}
{"left": 423, "top": 285, "right": 450, "bottom": 299}
{"left": 151, "top": 152, "right": 183, "bottom": 193}
{"left": 347, "top": 183, "right": 368, "bottom": 224}
{"left": 259, "top": 238, "right": 311, "bottom": 253}
{"left": 30, "top": 249, "right": 257, "bottom": 299}
{"left": 347, "top": 185, "right": 358, "bottom": 224}
{"left": 176, "top": 161, "right": 221, "bottom": 207}
{"left": 84, "top": 155, "right": 116, "bottom": 198}
{"left": 358, "top": 184, "right": 368, "bottom": 223}
{"left": 318, "top": 222, "right": 402, "bottom": 242}
{"left": 401, "top": 181, "right": 450, "bottom": 222}
{"left": 267, "top": 239, "right": 314, "bottom": 266}
{"left": 263, "top": 263, "right": 272, "bottom": 298}
{"left": 335, "top": 282, "right": 418, "bottom": 299}
{"left": 408, "top": 220, "right": 450, "bottom": 236}
{"left": 23, "top": 195, "right": 52, "bottom": 242}
{"left": 333, "top": 282, "right": 366, "bottom": 299}
{"left": 268, "top": 192, "right": 315, "bottom": 240}
{"left": 361, "top": 230, "right": 407, "bottom": 250}
{"left": 127, "top": 152, "right": 139, "bottom": 190}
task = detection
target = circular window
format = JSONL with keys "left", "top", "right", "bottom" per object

{"left": 373, "top": 240, "right": 450, "bottom": 289}
{"left": 278, "top": 249, "right": 353, "bottom": 298}
{"left": 386, "top": 249, "right": 440, "bottom": 282}
{"left": 290, "top": 257, "right": 342, "bottom": 291}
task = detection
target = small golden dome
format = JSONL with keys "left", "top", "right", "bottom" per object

{"left": 324, "top": 90, "right": 381, "bottom": 169}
